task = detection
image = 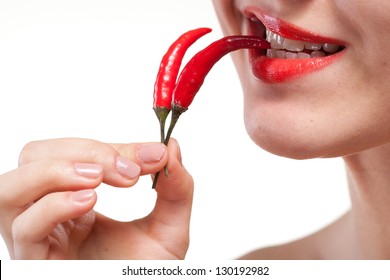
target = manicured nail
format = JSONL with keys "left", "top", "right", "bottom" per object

{"left": 74, "top": 163, "right": 103, "bottom": 179}
{"left": 116, "top": 156, "right": 141, "bottom": 180}
{"left": 71, "top": 189, "right": 96, "bottom": 204}
{"left": 137, "top": 143, "right": 166, "bottom": 163}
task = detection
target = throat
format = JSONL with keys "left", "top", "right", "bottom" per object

{"left": 344, "top": 145, "right": 390, "bottom": 259}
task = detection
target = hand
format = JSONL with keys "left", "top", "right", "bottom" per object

{"left": 0, "top": 138, "right": 193, "bottom": 259}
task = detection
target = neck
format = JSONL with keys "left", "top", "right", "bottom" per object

{"left": 343, "top": 143, "right": 390, "bottom": 259}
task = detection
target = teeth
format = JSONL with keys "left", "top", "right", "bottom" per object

{"left": 304, "top": 42, "right": 322, "bottom": 51}
{"left": 265, "top": 28, "right": 341, "bottom": 59}
{"left": 311, "top": 51, "right": 326, "bottom": 58}
{"left": 267, "top": 49, "right": 285, "bottom": 58}
{"left": 297, "top": 52, "right": 311, "bottom": 59}
{"left": 284, "top": 38, "right": 305, "bottom": 52}
{"left": 323, "top": 43, "right": 340, "bottom": 53}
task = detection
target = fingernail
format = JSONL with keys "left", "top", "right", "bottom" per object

{"left": 137, "top": 143, "right": 166, "bottom": 163}
{"left": 71, "top": 189, "right": 96, "bottom": 203}
{"left": 116, "top": 156, "right": 141, "bottom": 180}
{"left": 74, "top": 163, "right": 103, "bottom": 179}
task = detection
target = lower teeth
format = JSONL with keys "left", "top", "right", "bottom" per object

{"left": 267, "top": 49, "right": 326, "bottom": 59}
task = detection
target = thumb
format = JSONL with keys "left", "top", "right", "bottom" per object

{"left": 155, "top": 138, "right": 193, "bottom": 202}
{"left": 146, "top": 139, "right": 194, "bottom": 256}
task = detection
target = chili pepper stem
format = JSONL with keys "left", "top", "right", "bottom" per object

{"left": 164, "top": 105, "right": 186, "bottom": 145}
{"left": 158, "top": 117, "right": 166, "bottom": 143}
{"left": 154, "top": 107, "right": 171, "bottom": 143}
{"left": 154, "top": 107, "right": 170, "bottom": 177}
{"left": 152, "top": 172, "right": 161, "bottom": 189}
{"left": 152, "top": 105, "right": 187, "bottom": 189}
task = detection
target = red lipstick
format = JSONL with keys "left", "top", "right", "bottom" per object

{"left": 245, "top": 7, "right": 347, "bottom": 83}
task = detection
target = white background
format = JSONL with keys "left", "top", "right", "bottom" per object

{"left": 0, "top": 0, "right": 350, "bottom": 260}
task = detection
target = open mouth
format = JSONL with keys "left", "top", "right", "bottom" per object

{"left": 265, "top": 28, "right": 342, "bottom": 59}
{"left": 243, "top": 8, "right": 347, "bottom": 83}
{"left": 248, "top": 15, "right": 345, "bottom": 59}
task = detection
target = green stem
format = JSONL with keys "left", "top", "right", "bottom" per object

{"left": 152, "top": 105, "right": 186, "bottom": 189}
{"left": 164, "top": 108, "right": 183, "bottom": 145}
{"left": 159, "top": 117, "right": 166, "bottom": 143}
{"left": 152, "top": 172, "right": 161, "bottom": 189}
{"left": 154, "top": 107, "right": 170, "bottom": 143}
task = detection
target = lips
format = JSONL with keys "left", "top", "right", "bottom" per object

{"left": 244, "top": 7, "right": 347, "bottom": 83}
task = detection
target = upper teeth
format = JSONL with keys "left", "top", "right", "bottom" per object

{"left": 266, "top": 29, "right": 341, "bottom": 59}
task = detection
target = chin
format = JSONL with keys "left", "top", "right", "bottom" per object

{"left": 245, "top": 125, "right": 320, "bottom": 160}
{"left": 244, "top": 114, "right": 390, "bottom": 160}
{"left": 243, "top": 111, "right": 351, "bottom": 160}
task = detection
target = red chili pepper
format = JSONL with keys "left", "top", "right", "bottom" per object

{"left": 164, "top": 35, "right": 270, "bottom": 143}
{"left": 172, "top": 36, "right": 270, "bottom": 109}
{"left": 153, "top": 27, "right": 211, "bottom": 142}
{"left": 152, "top": 33, "right": 270, "bottom": 189}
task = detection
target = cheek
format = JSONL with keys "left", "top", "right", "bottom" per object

{"left": 212, "top": 0, "right": 242, "bottom": 35}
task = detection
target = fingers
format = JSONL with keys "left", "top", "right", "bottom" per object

{"left": 18, "top": 138, "right": 168, "bottom": 187}
{"left": 0, "top": 138, "right": 169, "bottom": 248}
{"left": 144, "top": 139, "right": 194, "bottom": 257}
{"left": 1, "top": 137, "right": 191, "bottom": 259}
{"left": 12, "top": 189, "right": 97, "bottom": 259}
{"left": 0, "top": 159, "right": 103, "bottom": 208}
{"left": 111, "top": 142, "right": 168, "bottom": 175}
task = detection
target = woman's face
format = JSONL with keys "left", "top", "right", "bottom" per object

{"left": 212, "top": 0, "right": 390, "bottom": 159}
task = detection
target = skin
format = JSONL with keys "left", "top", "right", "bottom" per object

{"left": 212, "top": 0, "right": 390, "bottom": 259}
{"left": 2, "top": 0, "right": 390, "bottom": 260}
{"left": 0, "top": 138, "right": 194, "bottom": 259}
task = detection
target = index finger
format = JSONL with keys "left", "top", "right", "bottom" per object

{"left": 19, "top": 138, "right": 168, "bottom": 187}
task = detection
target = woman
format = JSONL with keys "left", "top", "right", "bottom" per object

{"left": 212, "top": 0, "right": 390, "bottom": 259}
{"left": 1, "top": 0, "right": 390, "bottom": 259}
